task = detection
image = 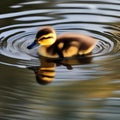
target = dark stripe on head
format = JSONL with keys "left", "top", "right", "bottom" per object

{"left": 40, "top": 36, "right": 53, "bottom": 41}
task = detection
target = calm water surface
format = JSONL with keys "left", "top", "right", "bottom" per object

{"left": 0, "top": 0, "right": 120, "bottom": 120}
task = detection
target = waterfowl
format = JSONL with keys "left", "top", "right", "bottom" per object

{"left": 27, "top": 26, "right": 97, "bottom": 58}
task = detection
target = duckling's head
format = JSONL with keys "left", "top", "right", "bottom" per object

{"left": 27, "top": 26, "right": 57, "bottom": 49}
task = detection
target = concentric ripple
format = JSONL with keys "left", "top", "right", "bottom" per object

{"left": 0, "top": 30, "right": 40, "bottom": 67}
{"left": 0, "top": 0, "right": 120, "bottom": 67}
{"left": 0, "top": 0, "right": 120, "bottom": 68}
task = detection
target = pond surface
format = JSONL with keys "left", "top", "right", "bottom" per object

{"left": 0, "top": 0, "right": 120, "bottom": 119}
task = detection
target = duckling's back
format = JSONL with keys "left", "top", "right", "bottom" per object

{"left": 47, "top": 33, "right": 97, "bottom": 58}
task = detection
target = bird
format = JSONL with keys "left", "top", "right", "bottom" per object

{"left": 27, "top": 26, "right": 97, "bottom": 59}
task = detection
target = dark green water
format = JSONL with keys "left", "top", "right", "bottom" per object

{"left": 0, "top": 0, "right": 120, "bottom": 119}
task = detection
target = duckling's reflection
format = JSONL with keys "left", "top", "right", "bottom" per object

{"left": 29, "top": 55, "right": 92, "bottom": 85}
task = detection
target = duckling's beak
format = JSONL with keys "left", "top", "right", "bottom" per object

{"left": 27, "top": 39, "right": 39, "bottom": 49}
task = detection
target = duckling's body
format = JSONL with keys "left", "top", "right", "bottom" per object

{"left": 39, "top": 33, "right": 97, "bottom": 58}
{"left": 27, "top": 26, "right": 97, "bottom": 58}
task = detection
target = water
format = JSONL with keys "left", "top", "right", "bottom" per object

{"left": 0, "top": 0, "right": 120, "bottom": 119}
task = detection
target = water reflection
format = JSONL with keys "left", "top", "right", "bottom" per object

{"left": 29, "top": 57, "right": 56, "bottom": 85}
{"left": 0, "top": 60, "right": 119, "bottom": 119}
{"left": 29, "top": 55, "right": 92, "bottom": 85}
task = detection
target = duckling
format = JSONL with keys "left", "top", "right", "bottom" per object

{"left": 27, "top": 26, "right": 97, "bottom": 58}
